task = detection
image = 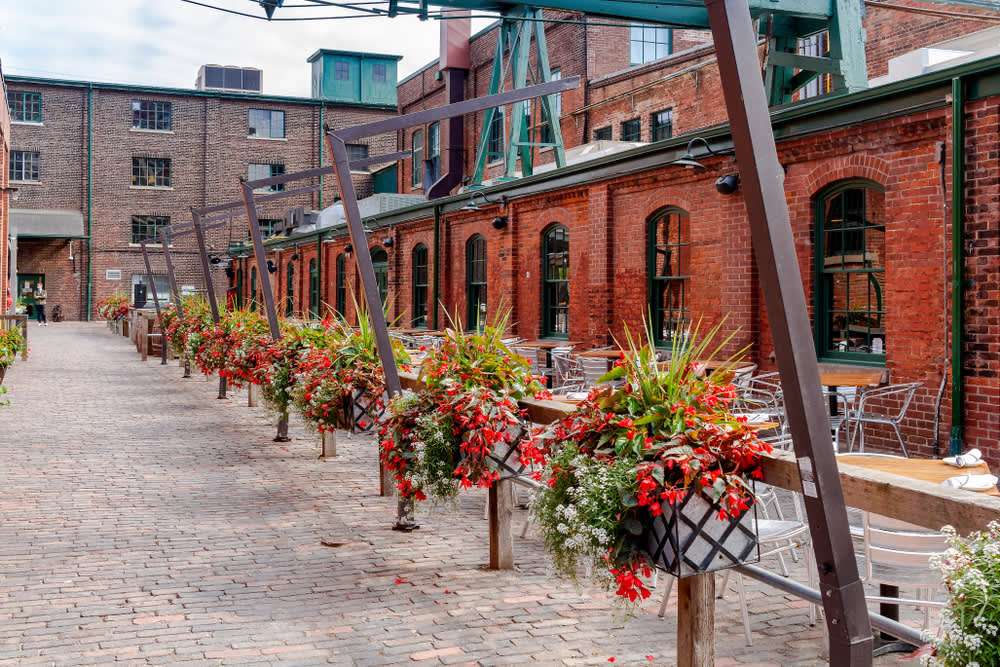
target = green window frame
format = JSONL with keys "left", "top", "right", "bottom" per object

{"left": 648, "top": 207, "right": 691, "bottom": 348}
{"left": 466, "top": 235, "right": 487, "bottom": 331}
{"left": 131, "top": 157, "right": 171, "bottom": 188}
{"left": 815, "top": 180, "right": 886, "bottom": 363}
{"left": 335, "top": 254, "right": 347, "bottom": 317}
{"left": 371, "top": 247, "right": 389, "bottom": 306}
{"left": 249, "top": 163, "right": 285, "bottom": 193}
{"left": 427, "top": 122, "right": 441, "bottom": 184}
{"left": 621, "top": 118, "right": 641, "bottom": 142}
{"left": 250, "top": 266, "right": 258, "bottom": 312}
{"left": 132, "top": 100, "right": 172, "bottom": 131}
{"left": 285, "top": 261, "right": 295, "bottom": 316}
{"left": 411, "top": 130, "right": 423, "bottom": 187}
{"left": 412, "top": 244, "right": 428, "bottom": 328}
{"left": 9, "top": 151, "right": 40, "bottom": 182}
{"left": 8, "top": 91, "right": 41, "bottom": 123}
{"left": 486, "top": 106, "right": 504, "bottom": 162}
{"left": 593, "top": 126, "right": 612, "bottom": 141}
{"left": 309, "top": 258, "right": 319, "bottom": 318}
{"left": 651, "top": 108, "right": 673, "bottom": 142}
{"left": 630, "top": 23, "right": 672, "bottom": 65}
{"left": 542, "top": 224, "right": 570, "bottom": 338}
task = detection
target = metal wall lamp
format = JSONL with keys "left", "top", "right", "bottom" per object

{"left": 460, "top": 190, "right": 507, "bottom": 212}
{"left": 266, "top": 259, "right": 278, "bottom": 273}
{"left": 670, "top": 137, "right": 723, "bottom": 169}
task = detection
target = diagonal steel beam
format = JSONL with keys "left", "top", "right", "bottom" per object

{"left": 139, "top": 239, "right": 168, "bottom": 365}
{"left": 704, "top": 0, "right": 872, "bottom": 663}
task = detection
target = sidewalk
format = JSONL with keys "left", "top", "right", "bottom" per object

{"left": 0, "top": 323, "right": 909, "bottom": 665}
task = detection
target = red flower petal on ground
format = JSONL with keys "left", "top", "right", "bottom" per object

{"left": 394, "top": 578, "right": 407, "bottom": 584}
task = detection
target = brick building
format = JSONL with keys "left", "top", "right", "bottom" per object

{"left": 6, "top": 51, "right": 401, "bottom": 321}
{"left": 1, "top": 62, "right": 10, "bottom": 311}
{"left": 236, "top": 10, "right": 998, "bottom": 459}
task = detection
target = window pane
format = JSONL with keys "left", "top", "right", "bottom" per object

{"left": 132, "top": 100, "right": 171, "bottom": 131}
{"left": 131, "top": 215, "right": 170, "bottom": 244}
{"left": 542, "top": 225, "right": 570, "bottom": 336}
{"left": 593, "top": 126, "right": 612, "bottom": 141}
{"left": 411, "top": 131, "right": 423, "bottom": 186}
{"left": 466, "top": 236, "right": 487, "bottom": 330}
{"left": 412, "top": 244, "right": 428, "bottom": 327}
{"left": 649, "top": 209, "right": 690, "bottom": 346}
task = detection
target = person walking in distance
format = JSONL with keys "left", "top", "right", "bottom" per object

{"left": 34, "top": 284, "right": 48, "bottom": 326}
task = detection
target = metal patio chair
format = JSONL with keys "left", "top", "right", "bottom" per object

{"left": 847, "top": 382, "right": 922, "bottom": 457}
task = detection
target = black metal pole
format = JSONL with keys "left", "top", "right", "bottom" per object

{"left": 159, "top": 228, "right": 192, "bottom": 378}
{"left": 140, "top": 240, "right": 168, "bottom": 365}
{"left": 704, "top": 0, "right": 872, "bottom": 663}
{"left": 191, "top": 211, "right": 227, "bottom": 399}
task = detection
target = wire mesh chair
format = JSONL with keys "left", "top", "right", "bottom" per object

{"left": 847, "top": 382, "right": 922, "bottom": 457}
{"left": 551, "top": 351, "right": 586, "bottom": 392}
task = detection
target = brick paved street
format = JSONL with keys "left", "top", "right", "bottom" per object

{"left": 0, "top": 323, "right": 922, "bottom": 665}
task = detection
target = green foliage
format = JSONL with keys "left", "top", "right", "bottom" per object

{"left": 0, "top": 327, "right": 26, "bottom": 368}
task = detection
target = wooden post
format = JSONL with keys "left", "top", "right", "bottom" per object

{"left": 138, "top": 317, "right": 148, "bottom": 361}
{"left": 677, "top": 574, "right": 716, "bottom": 667}
{"left": 248, "top": 384, "right": 258, "bottom": 407}
{"left": 320, "top": 430, "right": 337, "bottom": 459}
{"left": 379, "top": 463, "right": 394, "bottom": 497}
{"left": 488, "top": 478, "right": 515, "bottom": 570}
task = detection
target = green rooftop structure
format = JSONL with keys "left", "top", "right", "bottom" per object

{"left": 307, "top": 49, "right": 402, "bottom": 106}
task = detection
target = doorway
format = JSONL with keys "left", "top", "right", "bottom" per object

{"left": 16, "top": 273, "right": 44, "bottom": 320}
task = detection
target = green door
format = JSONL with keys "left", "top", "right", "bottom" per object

{"left": 16, "top": 273, "right": 44, "bottom": 320}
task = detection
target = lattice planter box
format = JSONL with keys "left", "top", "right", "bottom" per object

{"left": 645, "top": 488, "right": 759, "bottom": 577}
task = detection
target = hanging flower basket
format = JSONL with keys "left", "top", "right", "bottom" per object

{"left": 645, "top": 486, "right": 758, "bottom": 577}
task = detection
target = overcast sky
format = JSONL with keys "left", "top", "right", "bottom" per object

{"left": 1, "top": 1, "right": 496, "bottom": 98}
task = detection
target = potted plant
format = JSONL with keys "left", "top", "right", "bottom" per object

{"left": 527, "top": 321, "right": 770, "bottom": 607}
{"left": 921, "top": 522, "right": 1000, "bottom": 666}
{"left": 0, "top": 326, "right": 25, "bottom": 385}
{"left": 379, "top": 307, "right": 547, "bottom": 504}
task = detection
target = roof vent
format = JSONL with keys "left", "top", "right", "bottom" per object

{"left": 196, "top": 65, "right": 262, "bottom": 93}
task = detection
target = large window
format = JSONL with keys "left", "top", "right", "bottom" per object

{"left": 648, "top": 208, "right": 690, "bottom": 347}
{"left": 651, "top": 109, "right": 673, "bottom": 142}
{"left": 8, "top": 91, "right": 41, "bottom": 123}
{"left": 248, "top": 163, "right": 285, "bottom": 192}
{"left": 309, "top": 258, "right": 319, "bottom": 318}
{"left": 486, "top": 106, "right": 504, "bottom": 162}
{"left": 798, "top": 32, "right": 833, "bottom": 100}
{"left": 131, "top": 215, "right": 170, "bottom": 244}
{"left": 412, "top": 244, "right": 428, "bottom": 328}
{"left": 9, "top": 151, "right": 40, "bottom": 182}
{"left": 466, "top": 235, "right": 487, "bottom": 331}
{"left": 248, "top": 109, "right": 285, "bottom": 139}
{"left": 132, "top": 100, "right": 172, "bottom": 131}
{"left": 621, "top": 118, "right": 641, "bottom": 142}
{"left": 630, "top": 23, "right": 672, "bottom": 65}
{"left": 542, "top": 224, "right": 570, "bottom": 337}
{"left": 131, "top": 157, "right": 171, "bottom": 188}
{"left": 285, "top": 261, "right": 295, "bottom": 316}
{"left": 347, "top": 143, "right": 369, "bottom": 165}
{"left": 427, "top": 122, "right": 441, "bottom": 185}
{"left": 335, "top": 254, "right": 347, "bottom": 317}
{"left": 411, "top": 130, "right": 423, "bottom": 187}
{"left": 816, "top": 181, "right": 886, "bottom": 361}
{"left": 371, "top": 247, "right": 389, "bottom": 306}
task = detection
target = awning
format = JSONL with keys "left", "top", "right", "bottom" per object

{"left": 11, "top": 209, "right": 86, "bottom": 239}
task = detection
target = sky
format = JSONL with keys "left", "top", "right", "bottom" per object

{"left": 1, "top": 1, "right": 497, "bottom": 98}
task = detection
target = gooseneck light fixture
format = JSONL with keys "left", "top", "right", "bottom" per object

{"left": 670, "top": 136, "right": 723, "bottom": 170}
{"left": 460, "top": 190, "right": 507, "bottom": 212}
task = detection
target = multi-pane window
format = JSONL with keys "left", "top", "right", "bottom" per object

{"left": 132, "top": 100, "right": 172, "bottom": 131}
{"left": 335, "top": 61, "right": 350, "bottom": 80}
{"left": 9, "top": 151, "right": 40, "bottom": 182}
{"left": 593, "top": 126, "right": 612, "bottom": 141}
{"left": 411, "top": 130, "right": 423, "bottom": 187}
{"left": 8, "top": 91, "right": 41, "bottom": 123}
{"left": 347, "top": 143, "right": 369, "bottom": 165}
{"left": 542, "top": 224, "right": 570, "bottom": 337}
{"left": 651, "top": 109, "right": 673, "bottom": 142}
{"left": 816, "top": 181, "right": 886, "bottom": 361}
{"left": 371, "top": 247, "right": 389, "bottom": 305}
{"left": 248, "top": 163, "right": 285, "bottom": 192}
{"left": 285, "top": 261, "right": 295, "bottom": 316}
{"left": 256, "top": 219, "right": 280, "bottom": 239}
{"left": 372, "top": 63, "right": 387, "bottom": 82}
{"left": 335, "top": 254, "right": 347, "bottom": 317}
{"left": 648, "top": 208, "right": 691, "bottom": 348}
{"left": 412, "top": 244, "right": 428, "bottom": 328}
{"left": 466, "top": 235, "right": 487, "bottom": 331}
{"left": 131, "top": 215, "right": 170, "bottom": 244}
{"left": 486, "top": 106, "right": 504, "bottom": 161}
{"left": 540, "top": 69, "right": 561, "bottom": 145}
{"left": 248, "top": 109, "right": 285, "bottom": 139}
{"left": 131, "top": 157, "right": 171, "bottom": 188}
{"left": 630, "top": 23, "right": 672, "bottom": 65}
{"left": 798, "top": 32, "right": 834, "bottom": 100}
{"left": 427, "top": 122, "right": 441, "bottom": 185}
{"left": 621, "top": 118, "right": 641, "bottom": 142}
{"left": 309, "top": 258, "right": 319, "bottom": 318}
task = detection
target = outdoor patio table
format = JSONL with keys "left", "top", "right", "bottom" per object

{"left": 820, "top": 366, "right": 887, "bottom": 417}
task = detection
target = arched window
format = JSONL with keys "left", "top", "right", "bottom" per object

{"left": 542, "top": 224, "right": 569, "bottom": 337}
{"left": 285, "top": 261, "right": 295, "bottom": 316}
{"left": 309, "top": 258, "right": 319, "bottom": 318}
{"left": 647, "top": 207, "right": 690, "bottom": 347}
{"left": 371, "top": 247, "right": 389, "bottom": 306}
{"left": 466, "top": 235, "right": 487, "bottom": 331}
{"left": 411, "top": 130, "right": 423, "bottom": 187}
{"left": 335, "top": 254, "right": 347, "bottom": 317}
{"left": 412, "top": 244, "right": 428, "bottom": 328}
{"left": 250, "top": 266, "right": 258, "bottom": 312}
{"left": 815, "top": 180, "right": 886, "bottom": 361}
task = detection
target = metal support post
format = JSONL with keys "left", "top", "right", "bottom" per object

{"left": 191, "top": 211, "right": 227, "bottom": 399}
{"left": 139, "top": 240, "right": 168, "bottom": 365}
{"left": 705, "top": 0, "right": 872, "bottom": 662}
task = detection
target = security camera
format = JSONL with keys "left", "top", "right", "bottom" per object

{"left": 715, "top": 174, "right": 740, "bottom": 195}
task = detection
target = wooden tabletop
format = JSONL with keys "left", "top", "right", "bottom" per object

{"left": 512, "top": 340, "right": 580, "bottom": 349}
{"left": 391, "top": 328, "right": 444, "bottom": 336}
{"left": 820, "top": 368, "right": 886, "bottom": 387}
{"left": 576, "top": 349, "right": 624, "bottom": 359}
{"left": 837, "top": 455, "right": 999, "bottom": 497}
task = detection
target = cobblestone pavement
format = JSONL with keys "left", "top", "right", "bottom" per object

{"left": 0, "top": 323, "right": 923, "bottom": 665}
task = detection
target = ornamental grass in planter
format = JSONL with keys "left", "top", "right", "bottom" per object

{"left": 379, "top": 308, "right": 548, "bottom": 504}
{"left": 527, "top": 321, "right": 771, "bottom": 608}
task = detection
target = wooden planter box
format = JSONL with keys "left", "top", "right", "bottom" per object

{"left": 645, "top": 488, "right": 758, "bottom": 577}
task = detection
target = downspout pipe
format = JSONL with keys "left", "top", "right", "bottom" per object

{"left": 427, "top": 68, "right": 467, "bottom": 199}
{"left": 86, "top": 84, "right": 93, "bottom": 321}
{"left": 432, "top": 205, "right": 440, "bottom": 330}
{"left": 950, "top": 77, "right": 965, "bottom": 457}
